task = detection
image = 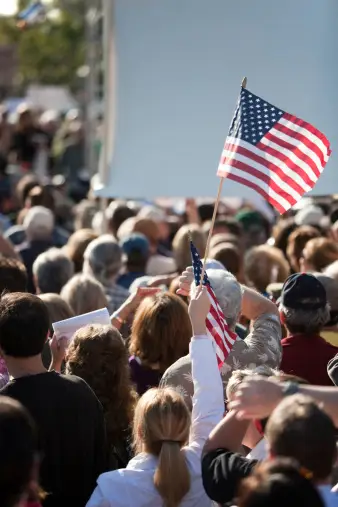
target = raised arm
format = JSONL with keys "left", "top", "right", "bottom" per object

{"left": 188, "top": 287, "right": 224, "bottom": 449}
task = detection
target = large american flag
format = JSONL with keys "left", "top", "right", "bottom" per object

{"left": 218, "top": 86, "right": 331, "bottom": 214}
{"left": 190, "top": 240, "right": 237, "bottom": 368}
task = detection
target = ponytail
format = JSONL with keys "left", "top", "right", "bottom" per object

{"left": 153, "top": 441, "right": 190, "bottom": 507}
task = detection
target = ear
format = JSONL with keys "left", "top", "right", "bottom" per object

{"left": 279, "top": 309, "right": 286, "bottom": 325}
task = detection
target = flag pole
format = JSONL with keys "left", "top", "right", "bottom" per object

{"left": 199, "top": 76, "right": 247, "bottom": 286}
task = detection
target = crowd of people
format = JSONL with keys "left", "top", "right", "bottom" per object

{"left": 1, "top": 104, "right": 338, "bottom": 506}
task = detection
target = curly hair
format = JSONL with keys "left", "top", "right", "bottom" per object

{"left": 66, "top": 324, "right": 138, "bottom": 457}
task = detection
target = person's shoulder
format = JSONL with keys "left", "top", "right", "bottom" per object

{"left": 162, "top": 354, "right": 191, "bottom": 379}
{"left": 49, "top": 372, "right": 99, "bottom": 400}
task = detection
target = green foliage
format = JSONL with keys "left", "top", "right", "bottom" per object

{"left": 0, "top": 0, "right": 85, "bottom": 92}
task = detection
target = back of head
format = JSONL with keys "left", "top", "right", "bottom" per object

{"left": 302, "top": 237, "right": 338, "bottom": 272}
{"left": 266, "top": 394, "right": 336, "bottom": 482}
{"left": 0, "top": 397, "right": 37, "bottom": 507}
{"left": 207, "top": 268, "right": 242, "bottom": 329}
{"left": 83, "top": 235, "right": 122, "bottom": 286}
{"left": 106, "top": 201, "right": 136, "bottom": 237}
{"left": 173, "top": 224, "right": 206, "bottom": 272}
{"left": 0, "top": 257, "right": 27, "bottom": 293}
{"left": 130, "top": 292, "right": 192, "bottom": 372}
{"left": 132, "top": 218, "right": 161, "bottom": 254}
{"left": 0, "top": 292, "right": 49, "bottom": 358}
{"left": 238, "top": 458, "right": 324, "bottom": 507}
{"left": 64, "top": 229, "right": 98, "bottom": 273}
{"left": 244, "top": 245, "right": 290, "bottom": 293}
{"left": 120, "top": 233, "right": 150, "bottom": 270}
{"left": 16, "top": 175, "right": 39, "bottom": 207}
{"left": 134, "top": 387, "right": 191, "bottom": 507}
{"left": 286, "top": 225, "right": 321, "bottom": 272}
{"left": 33, "top": 248, "right": 74, "bottom": 294}
{"left": 210, "top": 242, "right": 242, "bottom": 278}
{"left": 38, "top": 293, "right": 74, "bottom": 334}
{"left": 272, "top": 218, "right": 297, "bottom": 256}
{"left": 23, "top": 206, "right": 54, "bottom": 242}
{"left": 60, "top": 274, "right": 108, "bottom": 315}
{"left": 74, "top": 200, "right": 97, "bottom": 231}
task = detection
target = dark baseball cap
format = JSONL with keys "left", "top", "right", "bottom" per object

{"left": 279, "top": 273, "right": 327, "bottom": 310}
{"left": 120, "top": 233, "right": 149, "bottom": 258}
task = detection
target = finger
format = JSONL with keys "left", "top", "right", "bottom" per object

{"left": 186, "top": 266, "right": 193, "bottom": 273}
{"left": 176, "top": 289, "right": 188, "bottom": 296}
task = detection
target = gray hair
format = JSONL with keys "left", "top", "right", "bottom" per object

{"left": 196, "top": 268, "right": 242, "bottom": 330}
{"left": 60, "top": 274, "right": 108, "bottom": 316}
{"left": 280, "top": 303, "right": 331, "bottom": 334}
{"left": 226, "top": 365, "right": 278, "bottom": 401}
{"left": 33, "top": 248, "right": 74, "bottom": 294}
{"left": 83, "top": 234, "right": 122, "bottom": 286}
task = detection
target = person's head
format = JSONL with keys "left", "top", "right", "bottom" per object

{"left": 279, "top": 273, "right": 330, "bottom": 335}
{"left": 133, "top": 387, "right": 191, "bottom": 507}
{"left": 235, "top": 209, "right": 270, "bottom": 248}
{"left": 23, "top": 206, "right": 54, "bottom": 242}
{"left": 130, "top": 292, "right": 192, "bottom": 372}
{"left": 83, "top": 235, "right": 123, "bottom": 287}
{"left": 16, "top": 175, "right": 39, "bottom": 207}
{"left": 131, "top": 218, "right": 161, "bottom": 255}
{"left": 271, "top": 218, "right": 297, "bottom": 256}
{"left": 286, "top": 225, "right": 321, "bottom": 272}
{"left": 210, "top": 242, "right": 243, "bottom": 280}
{"left": 0, "top": 397, "right": 38, "bottom": 507}
{"left": 172, "top": 224, "right": 206, "bottom": 272}
{"left": 238, "top": 458, "right": 324, "bottom": 507}
{"left": 300, "top": 237, "right": 338, "bottom": 272}
{"left": 64, "top": 229, "right": 98, "bottom": 273}
{"left": 38, "top": 293, "right": 74, "bottom": 335}
{"left": 312, "top": 273, "right": 338, "bottom": 328}
{"left": 25, "top": 185, "right": 55, "bottom": 212}
{"left": 209, "top": 232, "right": 241, "bottom": 250}
{"left": 60, "top": 274, "right": 108, "bottom": 316}
{"left": 120, "top": 233, "right": 150, "bottom": 272}
{"left": 18, "top": 107, "right": 34, "bottom": 130}
{"left": 266, "top": 394, "right": 336, "bottom": 483}
{"left": 0, "top": 257, "right": 27, "bottom": 293}
{"left": 74, "top": 200, "right": 97, "bottom": 231}
{"left": 106, "top": 201, "right": 136, "bottom": 238}
{"left": 203, "top": 217, "right": 243, "bottom": 240}
{"left": 0, "top": 293, "right": 49, "bottom": 359}
{"left": 66, "top": 324, "right": 137, "bottom": 446}
{"left": 206, "top": 269, "right": 242, "bottom": 330}
{"left": 244, "top": 245, "right": 290, "bottom": 293}
{"left": 33, "top": 248, "right": 74, "bottom": 294}
{"left": 138, "top": 205, "right": 170, "bottom": 241}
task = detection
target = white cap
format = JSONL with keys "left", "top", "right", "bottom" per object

{"left": 138, "top": 205, "right": 166, "bottom": 222}
{"left": 23, "top": 206, "right": 54, "bottom": 240}
{"left": 146, "top": 255, "right": 177, "bottom": 276}
{"left": 294, "top": 205, "right": 325, "bottom": 226}
{"left": 202, "top": 258, "right": 226, "bottom": 271}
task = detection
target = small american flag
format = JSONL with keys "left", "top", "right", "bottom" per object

{"left": 190, "top": 240, "right": 237, "bottom": 368}
{"left": 218, "top": 86, "right": 331, "bottom": 214}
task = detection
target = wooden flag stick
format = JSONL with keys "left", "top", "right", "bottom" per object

{"left": 199, "top": 76, "right": 247, "bottom": 286}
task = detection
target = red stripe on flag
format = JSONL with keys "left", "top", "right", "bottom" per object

{"left": 221, "top": 143, "right": 305, "bottom": 196}
{"left": 283, "top": 113, "right": 331, "bottom": 152}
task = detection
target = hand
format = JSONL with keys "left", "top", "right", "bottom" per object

{"left": 147, "top": 274, "right": 177, "bottom": 288}
{"left": 50, "top": 335, "right": 68, "bottom": 372}
{"left": 228, "top": 377, "right": 283, "bottom": 420}
{"left": 188, "top": 285, "right": 210, "bottom": 335}
{"left": 176, "top": 266, "right": 194, "bottom": 296}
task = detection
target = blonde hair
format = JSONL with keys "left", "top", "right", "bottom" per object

{"left": 60, "top": 274, "right": 108, "bottom": 316}
{"left": 226, "top": 365, "right": 278, "bottom": 401}
{"left": 133, "top": 388, "right": 191, "bottom": 507}
{"left": 302, "top": 237, "right": 338, "bottom": 272}
{"left": 172, "top": 224, "right": 206, "bottom": 272}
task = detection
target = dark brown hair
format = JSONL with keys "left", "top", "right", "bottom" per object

{"left": 238, "top": 458, "right": 324, "bottom": 507}
{"left": 286, "top": 226, "right": 321, "bottom": 272}
{"left": 129, "top": 293, "right": 192, "bottom": 372}
{"left": 0, "top": 257, "right": 27, "bottom": 293}
{"left": 210, "top": 242, "right": 242, "bottom": 278}
{"left": 266, "top": 394, "right": 336, "bottom": 481}
{"left": 66, "top": 325, "right": 137, "bottom": 455}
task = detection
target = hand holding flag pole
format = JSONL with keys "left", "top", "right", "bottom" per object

{"left": 199, "top": 76, "right": 248, "bottom": 286}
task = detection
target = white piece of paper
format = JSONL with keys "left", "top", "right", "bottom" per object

{"left": 52, "top": 308, "right": 111, "bottom": 342}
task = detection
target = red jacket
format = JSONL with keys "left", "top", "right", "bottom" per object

{"left": 281, "top": 333, "right": 338, "bottom": 385}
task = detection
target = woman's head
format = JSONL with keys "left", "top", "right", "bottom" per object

{"left": 38, "top": 293, "right": 74, "bottom": 335}
{"left": 134, "top": 387, "right": 191, "bottom": 507}
{"left": 61, "top": 274, "right": 108, "bottom": 316}
{"left": 286, "top": 226, "right": 321, "bottom": 272}
{"left": 244, "top": 245, "right": 290, "bottom": 293}
{"left": 238, "top": 458, "right": 324, "bottom": 507}
{"left": 129, "top": 292, "right": 192, "bottom": 372}
{"left": 172, "top": 224, "right": 206, "bottom": 272}
{"left": 64, "top": 229, "right": 98, "bottom": 273}
{"left": 83, "top": 235, "right": 123, "bottom": 286}
{"left": 301, "top": 237, "right": 338, "bottom": 272}
{"left": 66, "top": 324, "right": 137, "bottom": 443}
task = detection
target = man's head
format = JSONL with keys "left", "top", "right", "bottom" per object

{"left": 83, "top": 234, "right": 123, "bottom": 286}
{"left": 0, "top": 397, "right": 37, "bottom": 507}
{"left": 279, "top": 273, "right": 330, "bottom": 335}
{"left": 0, "top": 257, "right": 27, "bottom": 293}
{"left": 266, "top": 394, "right": 336, "bottom": 482}
{"left": 120, "top": 233, "right": 150, "bottom": 271}
{"left": 23, "top": 206, "right": 54, "bottom": 242}
{"left": 33, "top": 248, "right": 74, "bottom": 294}
{"left": 206, "top": 268, "right": 242, "bottom": 330}
{"left": 0, "top": 293, "right": 49, "bottom": 358}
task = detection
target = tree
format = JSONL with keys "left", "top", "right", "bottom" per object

{"left": 0, "top": 0, "right": 86, "bottom": 93}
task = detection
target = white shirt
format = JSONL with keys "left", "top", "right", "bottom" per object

{"left": 246, "top": 438, "right": 267, "bottom": 461}
{"left": 86, "top": 337, "right": 224, "bottom": 507}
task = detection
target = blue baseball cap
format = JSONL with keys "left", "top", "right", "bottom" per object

{"left": 120, "top": 233, "right": 149, "bottom": 258}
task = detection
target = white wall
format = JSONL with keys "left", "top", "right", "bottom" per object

{"left": 96, "top": 0, "right": 338, "bottom": 201}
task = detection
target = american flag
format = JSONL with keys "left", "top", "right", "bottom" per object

{"left": 190, "top": 240, "right": 237, "bottom": 368}
{"left": 218, "top": 86, "right": 331, "bottom": 214}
